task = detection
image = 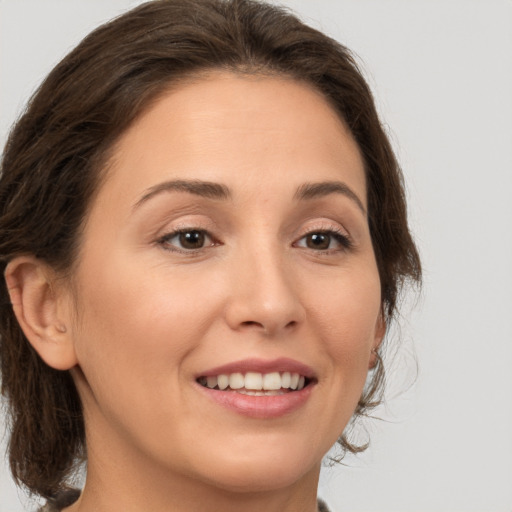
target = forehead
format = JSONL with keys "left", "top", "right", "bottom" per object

{"left": 100, "top": 72, "right": 366, "bottom": 208}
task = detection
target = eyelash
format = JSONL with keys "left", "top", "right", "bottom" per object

{"left": 156, "top": 226, "right": 353, "bottom": 254}
{"left": 293, "top": 227, "right": 353, "bottom": 252}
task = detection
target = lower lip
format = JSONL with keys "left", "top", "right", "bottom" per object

{"left": 196, "top": 383, "right": 314, "bottom": 419}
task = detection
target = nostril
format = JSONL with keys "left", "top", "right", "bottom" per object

{"left": 241, "top": 321, "right": 264, "bottom": 328}
{"left": 237, "top": 319, "right": 298, "bottom": 335}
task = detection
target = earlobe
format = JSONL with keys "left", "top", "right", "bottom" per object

{"left": 4, "top": 256, "right": 78, "bottom": 371}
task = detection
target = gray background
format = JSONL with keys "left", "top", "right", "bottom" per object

{"left": 1, "top": 1, "right": 511, "bottom": 511}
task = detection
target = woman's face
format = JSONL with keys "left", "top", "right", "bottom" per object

{"left": 66, "top": 72, "right": 384, "bottom": 492}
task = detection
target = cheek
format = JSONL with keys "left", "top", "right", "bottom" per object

{"left": 68, "top": 256, "right": 229, "bottom": 446}
{"left": 290, "top": 262, "right": 382, "bottom": 449}
{"left": 309, "top": 263, "right": 380, "bottom": 337}
{"left": 303, "top": 262, "right": 382, "bottom": 382}
{"left": 70, "top": 253, "right": 225, "bottom": 383}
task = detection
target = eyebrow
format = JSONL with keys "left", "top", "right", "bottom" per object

{"left": 294, "top": 181, "right": 366, "bottom": 214}
{"left": 133, "top": 178, "right": 365, "bottom": 214}
{"left": 133, "top": 179, "right": 231, "bottom": 209}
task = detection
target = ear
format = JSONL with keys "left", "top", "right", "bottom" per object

{"left": 369, "top": 312, "right": 386, "bottom": 369}
{"left": 4, "top": 256, "right": 78, "bottom": 370}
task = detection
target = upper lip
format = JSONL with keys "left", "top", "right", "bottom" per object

{"left": 196, "top": 357, "right": 316, "bottom": 379}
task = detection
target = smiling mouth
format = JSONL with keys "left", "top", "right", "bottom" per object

{"left": 197, "top": 371, "right": 312, "bottom": 396}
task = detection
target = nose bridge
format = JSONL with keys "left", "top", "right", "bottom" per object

{"left": 225, "top": 237, "right": 304, "bottom": 335}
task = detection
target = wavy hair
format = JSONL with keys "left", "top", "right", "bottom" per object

{"left": 0, "top": 0, "right": 421, "bottom": 501}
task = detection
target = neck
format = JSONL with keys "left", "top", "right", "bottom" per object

{"left": 66, "top": 421, "right": 321, "bottom": 512}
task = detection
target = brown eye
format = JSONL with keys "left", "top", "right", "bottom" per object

{"left": 160, "top": 229, "right": 213, "bottom": 251}
{"left": 179, "top": 230, "right": 205, "bottom": 249}
{"left": 306, "top": 233, "right": 331, "bottom": 250}
{"left": 295, "top": 230, "right": 351, "bottom": 251}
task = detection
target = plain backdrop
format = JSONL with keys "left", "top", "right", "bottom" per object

{"left": 1, "top": 1, "right": 511, "bottom": 511}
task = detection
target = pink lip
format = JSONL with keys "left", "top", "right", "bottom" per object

{"left": 195, "top": 357, "right": 316, "bottom": 419}
{"left": 196, "top": 357, "right": 316, "bottom": 379}
{"left": 196, "top": 384, "right": 314, "bottom": 419}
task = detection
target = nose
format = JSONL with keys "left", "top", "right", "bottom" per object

{"left": 224, "top": 245, "right": 306, "bottom": 337}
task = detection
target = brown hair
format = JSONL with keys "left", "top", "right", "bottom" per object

{"left": 0, "top": 0, "right": 421, "bottom": 501}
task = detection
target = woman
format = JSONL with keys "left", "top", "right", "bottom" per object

{"left": 0, "top": 1, "right": 421, "bottom": 511}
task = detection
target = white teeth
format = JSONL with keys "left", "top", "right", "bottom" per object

{"left": 263, "top": 372, "right": 282, "bottom": 390}
{"left": 244, "top": 372, "right": 263, "bottom": 390}
{"left": 229, "top": 373, "right": 244, "bottom": 389}
{"left": 200, "top": 371, "right": 309, "bottom": 392}
{"left": 217, "top": 374, "right": 229, "bottom": 390}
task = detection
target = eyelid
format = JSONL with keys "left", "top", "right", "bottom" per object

{"left": 295, "top": 219, "right": 350, "bottom": 239}
{"left": 152, "top": 214, "right": 219, "bottom": 240}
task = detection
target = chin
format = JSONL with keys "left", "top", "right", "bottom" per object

{"left": 191, "top": 439, "right": 322, "bottom": 493}
{"left": 206, "top": 465, "right": 313, "bottom": 494}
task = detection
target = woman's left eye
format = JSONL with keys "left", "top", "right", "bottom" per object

{"left": 158, "top": 229, "right": 215, "bottom": 251}
{"left": 295, "top": 230, "right": 351, "bottom": 251}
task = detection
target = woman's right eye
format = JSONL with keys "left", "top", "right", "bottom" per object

{"left": 158, "top": 229, "right": 215, "bottom": 252}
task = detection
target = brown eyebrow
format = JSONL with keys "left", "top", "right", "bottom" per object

{"left": 133, "top": 178, "right": 365, "bottom": 214}
{"left": 133, "top": 179, "right": 231, "bottom": 209}
{"left": 294, "top": 181, "right": 366, "bottom": 214}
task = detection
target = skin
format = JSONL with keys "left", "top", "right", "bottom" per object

{"left": 6, "top": 72, "right": 384, "bottom": 512}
